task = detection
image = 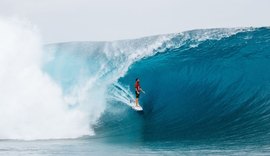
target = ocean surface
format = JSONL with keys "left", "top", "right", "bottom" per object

{"left": 1, "top": 25, "right": 270, "bottom": 155}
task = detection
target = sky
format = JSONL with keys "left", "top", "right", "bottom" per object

{"left": 0, "top": 0, "right": 270, "bottom": 43}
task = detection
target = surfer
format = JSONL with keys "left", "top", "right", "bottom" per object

{"left": 135, "top": 78, "right": 144, "bottom": 107}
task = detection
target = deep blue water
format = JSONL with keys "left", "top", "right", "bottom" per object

{"left": 114, "top": 27, "right": 270, "bottom": 143}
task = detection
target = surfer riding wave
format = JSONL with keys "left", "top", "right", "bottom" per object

{"left": 135, "top": 78, "right": 144, "bottom": 107}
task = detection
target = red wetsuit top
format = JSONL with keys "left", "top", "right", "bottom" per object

{"left": 135, "top": 81, "right": 140, "bottom": 92}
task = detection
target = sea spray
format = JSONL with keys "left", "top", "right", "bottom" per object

{"left": 0, "top": 18, "right": 90, "bottom": 140}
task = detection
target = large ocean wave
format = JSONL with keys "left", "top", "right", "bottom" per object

{"left": 1, "top": 17, "right": 270, "bottom": 143}
{"left": 94, "top": 27, "right": 270, "bottom": 144}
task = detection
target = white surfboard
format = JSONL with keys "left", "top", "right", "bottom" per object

{"left": 132, "top": 104, "right": 143, "bottom": 111}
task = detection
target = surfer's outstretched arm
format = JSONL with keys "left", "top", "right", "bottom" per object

{"left": 141, "top": 89, "right": 145, "bottom": 94}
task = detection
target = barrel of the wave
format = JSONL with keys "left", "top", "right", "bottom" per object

{"left": 118, "top": 27, "right": 270, "bottom": 141}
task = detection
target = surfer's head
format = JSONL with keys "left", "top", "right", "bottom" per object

{"left": 136, "top": 78, "right": 139, "bottom": 82}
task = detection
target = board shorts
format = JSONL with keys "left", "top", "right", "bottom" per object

{"left": 135, "top": 91, "right": 140, "bottom": 98}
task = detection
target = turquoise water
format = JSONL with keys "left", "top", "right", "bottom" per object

{"left": 1, "top": 139, "right": 270, "bottom": 155}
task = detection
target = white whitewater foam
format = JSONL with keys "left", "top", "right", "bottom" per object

{"left": 0, "top": 18, "right": 91, "bottom": 140}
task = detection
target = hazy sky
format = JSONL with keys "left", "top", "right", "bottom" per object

{"left": 1, "top": 0, "right": 269, "bottom": 43}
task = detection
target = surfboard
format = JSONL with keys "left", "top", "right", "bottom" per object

{"left": 132, "top": 104, "right": 143, "bottom": 111}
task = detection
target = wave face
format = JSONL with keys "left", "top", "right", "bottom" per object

{"left": 93, "top": 27, "right": 270, "bottom": 144}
